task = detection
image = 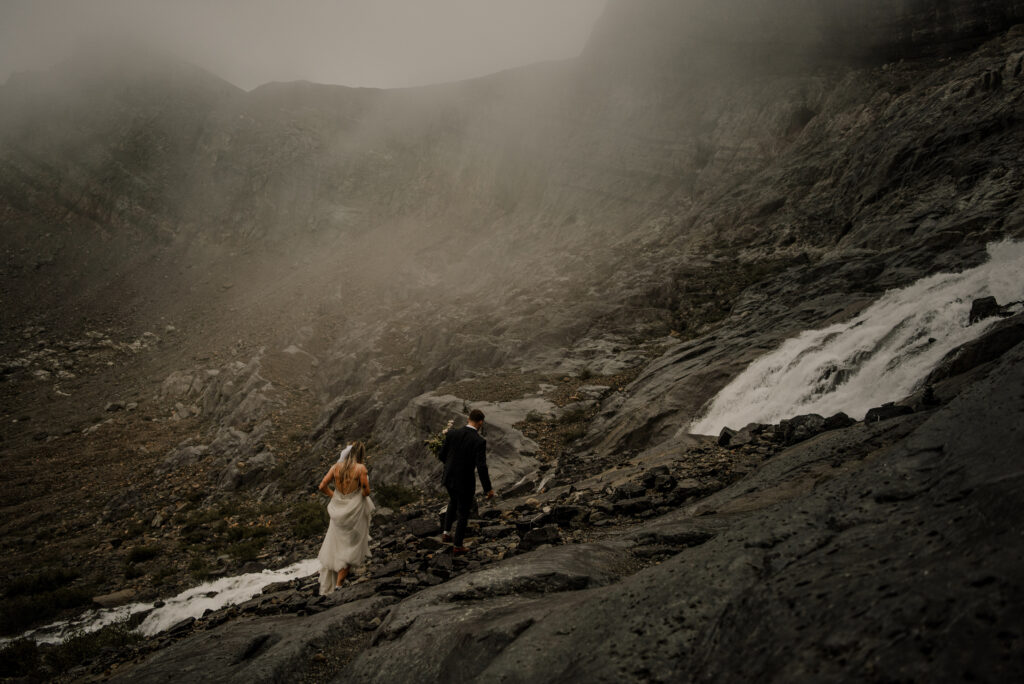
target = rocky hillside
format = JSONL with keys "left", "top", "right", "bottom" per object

{"left": 2, "top": 1, "right": 1024, "bottom": 680}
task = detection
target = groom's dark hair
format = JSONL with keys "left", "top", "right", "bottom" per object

{"left": 468, "top": 408, "right": 485, "bottom": 422}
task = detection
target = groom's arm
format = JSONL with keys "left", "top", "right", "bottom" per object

{"left": 475, "top": 439, "right": 493, "bottom": 495}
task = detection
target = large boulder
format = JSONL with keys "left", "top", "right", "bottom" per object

{"left": 926, "top": 315, "right": 1024, "bottom": 384}
{"left": 969, "top": 296, "right": 1004, "bottom": 324}
{"left": 92, "top": 589, "right": 137, "bottom": 609}
{"left": 864, "top": 402, "right": 914, "bottom": 423}
{"left": 373, "top": 393, "right": 548, "bottom": 492}
{"left": 778, "top": 413, "right": 827, "bottom": 445}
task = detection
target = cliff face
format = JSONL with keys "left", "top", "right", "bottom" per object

{"left": 587, "top": 0, "right": 1024, "bottom": 66}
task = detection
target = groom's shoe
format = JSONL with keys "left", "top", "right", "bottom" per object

{"left": 452, "top": 546, "right": 469, "bottom": 556}
{"left": 442, "top": 532, "right": 452, "bottom": 543}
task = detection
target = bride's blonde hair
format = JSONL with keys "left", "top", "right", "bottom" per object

{"left": 335, "top": 441, "right": 366, "bottom": 488}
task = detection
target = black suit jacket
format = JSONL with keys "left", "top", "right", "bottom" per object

{"left": 439, "top": 425, "right": 491, "bottom": 495}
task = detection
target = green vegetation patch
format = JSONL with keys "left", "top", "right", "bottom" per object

{"left": 561, "top": 425, "right": 588, "bottom": 442}
{"left": 227, "top": 524, "right": 272, "bottom": 542}
{"left": 0, "top": 619, "right": 141, "bottom": 679}
{"left": 4, "top": 568, "right": 79, "bottom": 597}
{"left": 375, "top": 482, "right": 421, "bottom": 510}
{"left": 126, "top": 544, "right": 161, "bottom": 564}
{"left": 289, "top": 498, "right": 329, "bottom": 538}
{"left": 228, "top": 539, "right": 263, "bottom": 562}
{"left": 188, "top": 556, "right": 210, "bottom": 580}
{"left": 557, "top": 407, "right": 588, "bottom": 425}
{"left": 1, "top": 585, "right": 94, "bottom": 636}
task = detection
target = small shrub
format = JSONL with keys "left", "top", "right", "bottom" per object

{"left": 47, "top": 619, "right": 141, "bottom": 673}
{"left": 5, "top": 568, "right": 79, "bottom": 597}
{"left": 188, "top": 557, "right": 210, "bottom": 580}
{"left": 181, "top": 528, "right": 208, "bottom": 545}
{"left": 126, "top": 545, "right": 161, "bottom": 564}
{"left": 375, "top": 482, "right": 420, "bottom": 510}
{"left": 218, "top": 500, "right": 242, "bottom": 518}
{"left": 578, "top": 367, "right": 594, "bottom": 381}
{"left": 562, "top": 425, "right": 588, "bottom": 442}
{"left": 0, "top": 585, "right": 94, "bottom": 636}
{"left": 123, "top": 520, "right": 147, "bottom": 538}
{"left": 228, "top": 539, "right": 262, "bottom": 562}
{"left": 227, "top": 525, "right": 271, "bottom": 542}
{"left": 0, "top": 597, "right": 38, "bottom": 636}
{"left": 151, "top": 565, "right": 175, "bottom": 587}
{"left": 183, "top": 505, "right": 221, "bottom": 528}
{"left": 268, "top": 462, "right": 289, "bottom": 482}
{"left": 289, "top": 498, "right": 328, "bottom": 538}
{"left": 0, "top": 638, "right": 40, "bottom": 678}
{"left": 557, "top": 407, "right": 587, "bottom": 425}
{"left": 257, "top": 500, "right": 285, "bottom": 516}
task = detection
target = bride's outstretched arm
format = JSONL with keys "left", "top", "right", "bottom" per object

{"left": 318, "top": 465, "right": 336, "bottom": 498}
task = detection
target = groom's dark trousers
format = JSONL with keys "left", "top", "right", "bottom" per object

{"left": 439, "top": 424, "right": 491, "bottom": 546}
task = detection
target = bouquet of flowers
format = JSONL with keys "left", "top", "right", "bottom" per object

{"left": 424, "top": 419, "right": 455, "bottom": 460}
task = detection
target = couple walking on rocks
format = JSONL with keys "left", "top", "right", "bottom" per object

{"left": 315, "top": 409, "right": 495, "bottom": 595}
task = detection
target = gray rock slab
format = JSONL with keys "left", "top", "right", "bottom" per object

{"left": 92, "top": 589, "right": 137, "bottom": 609}
{"left": 109, "top": 597, "right": 392, "bottom": 683}
{"left": 376, "top": 393, "right": 548, "bottom": 492}
{"left": 350, "top": 542, "right": 631, "bottom": 683}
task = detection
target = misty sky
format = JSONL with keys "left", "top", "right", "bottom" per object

{"left": 0, "top": 0, "right": 608, "bottom": 90}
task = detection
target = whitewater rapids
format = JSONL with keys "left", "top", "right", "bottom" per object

{"left": 4, "top": 558, "right": 319, "bottom": 645}
{"left": 690, "top": 240, "right": 1024, "bottom": 435}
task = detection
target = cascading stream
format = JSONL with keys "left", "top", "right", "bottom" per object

{"left": 3, "top": 558, "right": 320, "bottom": 646}
{"left": 690, "top": 240, "right": 1024, "bottom": 435}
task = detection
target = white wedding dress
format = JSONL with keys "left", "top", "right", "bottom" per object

{"left": 317, "top": 488, "right": 375, "bottom": 595}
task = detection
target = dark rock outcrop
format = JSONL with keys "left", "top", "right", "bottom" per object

{"left": 927, "top": 314, "right": 1024, "bottom": 384}
{"left": 518, "top": 525, "right": 562, "bottom": 551}
{"left": 864, "top": 402, "right": 915, "bottom": 423}
{"left": 406, "top": 518, "right": 442, "bottom": 538}
{"left": 969, "top": 295, "right": 1004, "bottom": 324}
{"left": 342, "top": 342, "right": 1024, "bottom": 683}
{"left": 109, "top": 597, "right": 393, "bottom": 683}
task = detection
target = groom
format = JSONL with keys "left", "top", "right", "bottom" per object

{"left": 439, "top": 408, "right": 495, "bottom": 553}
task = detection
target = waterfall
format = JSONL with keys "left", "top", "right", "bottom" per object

{"left": 689, "top": 240, "right": 1024, "bottom": 435}
{"left": 137, "top": 558, "right": 320, "bottom": 636}
{"left": 3, "top": 558, "right": 320, "bottom": 646}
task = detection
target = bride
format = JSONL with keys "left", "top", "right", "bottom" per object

{"left": 316, "top": 441, "right": 375, "bottom": 595}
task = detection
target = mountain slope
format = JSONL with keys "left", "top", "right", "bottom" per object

{"left": 1, "top": 3, "right": 1024, "bottom": 672}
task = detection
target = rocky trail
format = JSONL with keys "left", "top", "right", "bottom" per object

{"left": 20, "top": 422, "right": 814, "bottom": 681}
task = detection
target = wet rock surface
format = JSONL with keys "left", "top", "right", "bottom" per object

{"left": 107, "top": 597, "right": 394, "bottom": 683}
